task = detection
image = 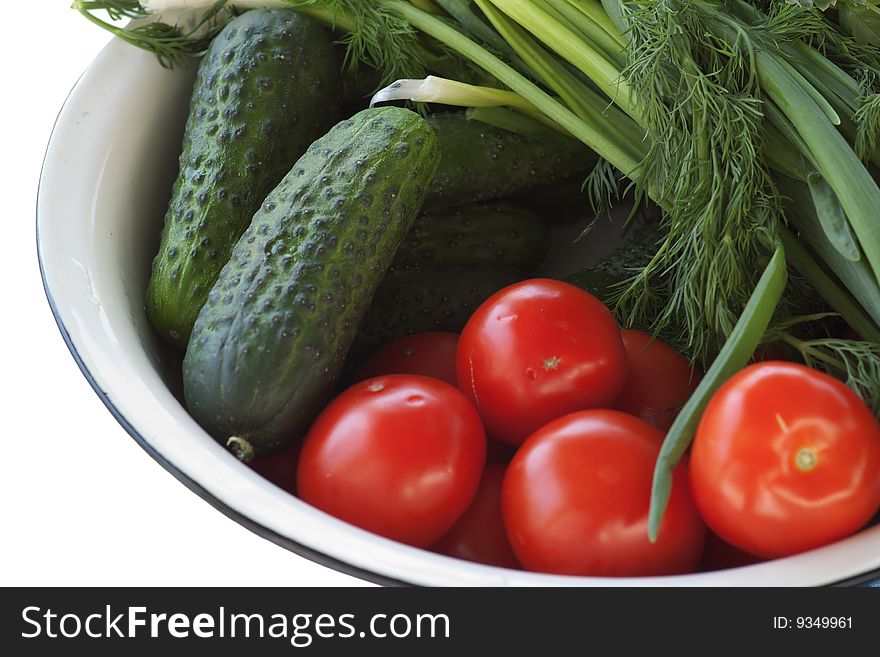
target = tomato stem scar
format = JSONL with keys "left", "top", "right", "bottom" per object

{"left": 795, "top": 447, "right": 818, "bottom": 472}
{"left": 543, "top": 356, "right": 561, "bottom": 371}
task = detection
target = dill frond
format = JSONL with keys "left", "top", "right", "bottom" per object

{"left": 583, "top": 157, "right": 621, "bottom": 219}
{"left": 76, "top": 0, "right": 148, "bottom": 20}
{"left": 854, "top": 70, "right": 880, "bottom": 159}
{"left": 614, "top": 0, "right": 782, "bottom": 363}
{"left": 759, "top": 0, "right": 832, "bottom": 44}
{"left": 763, "top": 311, "right": 880, "bottom": 416}
{"left": 75, "top": 0, "right": 457, "bottom": 81}
{"left": 792, "top": 336, "right": 880, "bottom": 415}
{"left": 799, "top": 3, "right": 880, "bottom": 75}
{"left": 75, "top": 0, "right": 233, "bottom": 68}
{"left": 297, "top": 0, "right": 432, "bottom": 83}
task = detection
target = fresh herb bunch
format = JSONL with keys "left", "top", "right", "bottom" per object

{"left": 764, "top": 312, "right": 880, "bottom": 414}
{"left": 75, "top": 0, "right": 467, "bottom": 83}
{"left": 612, "top": 0, "right": 783, "bottom": 362}
{"left": 75, "top": 0, "right": 234, "bottom": 67}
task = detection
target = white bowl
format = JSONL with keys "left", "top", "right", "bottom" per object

{"left": 37, "top": 36, "right": 880, "bottom": 586}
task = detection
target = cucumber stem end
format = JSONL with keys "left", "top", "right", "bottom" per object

{"left": 226, "top": 436, "right": 256, "bottom": 463}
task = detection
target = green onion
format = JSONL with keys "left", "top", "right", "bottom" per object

{"left": 466, "top": 106, "right": 574, "bottom": 141}
{"left": 758, "top": 52, "right": 880, "bottom": 288}
{"left": 780, "top": 228, "right": 880, "bottom": 344}
{"left": 381, "top": 0, "right": 644, "bottom": 178}
{"left": 474, "top": 0, "right": 648, "bottom": 164}
{"left": 805, "top": 172, "right": 861, "bottom": 263}
{"left": 484, "top": 0, "right": 641, "bottom": 122}
{"left": 647, "top": 245, "right": 788, "bottom": 542}
{"left": 369, "top": 75, "right": 562, "bottom": 131}
{"left": 776, "top": 175, "right": 880, "bottom": 329}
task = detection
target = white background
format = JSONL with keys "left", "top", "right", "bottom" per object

{"left": 1, "top": 3, "right": 365, "bottom": 586}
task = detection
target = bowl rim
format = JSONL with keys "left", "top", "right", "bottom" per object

{"left": 38, "top": 267, "right": 405, "bottom": 587}
{"left": 39, "top": 214, "right": 880, "bottom": 589}
{"left": 36, "top": 37, "right": 880, "bottom": 588}
{"left": 34, "top": 55, "right": 403, "bottom": 587}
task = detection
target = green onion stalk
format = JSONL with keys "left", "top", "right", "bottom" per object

{"left": 74, "top": 0, "right": 880, "bottom": 538}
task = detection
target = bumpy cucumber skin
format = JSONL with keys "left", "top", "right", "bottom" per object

{"left": 426, "top": 114, "right": 593, "bottom": 209}
{"left": 146, "top": 10, "right": 343, "bottom": 348}
{"left": 349, "top": 263, "right": 524, "bottom": 366}
{"left": 397, "top": 202, "right": 550, "bottom": 271}
{"left": 183, "top": 108, "right": 440, "bottom": 456}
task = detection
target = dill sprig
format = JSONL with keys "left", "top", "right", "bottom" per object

{"left": 855, "top": 71, "right": 880, "bottom": 158}
{"left": 613, "top": 0, "right": 782, "bottom": 363}
{"left": 292, "top": 0, "right": 433, "bottom": 83}
{"left": 73, "top": 1, "right": 445, "bottom": 82}
{"left": 794, "top": 2, "right": 880, "bottom": 88}
{"left": 582, "top": 157, "right": 622, "bottom": 219}
{"left": 74, "top": 0, "right": 233, "bottom": 67}
{"left": 76, "top": 0, "right": 148, "bottom": 20}
{"left": 761, "top": 311, "right": 880, "bottom": 415}
{"left": 798, "top": 7, "right": 880, "bottom": 162}
{"left": 758, "top": 0, "right": 833, "bottom": 43}
{"left": 783, "top": 1, "right": 858, "bottom": 9}
{"left": 788, "top": 335, "right": 880, "bottom": 415}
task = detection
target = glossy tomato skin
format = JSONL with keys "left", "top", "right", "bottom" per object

{"left": 433, "top": 464, "right": 520, "bottom": 569}
{"left": 353, "top": 332, "right": 459, "bottom": 387}
{"left": 297, "top": 375, "right": 486, "bottom": 548}
{"left": 614, "top": 330, "right": 701, "bottom": 430}
{"left": 502, "top": 410, "right": 706, "bottom": 576}
{"left": 457, "top": 279, "right": 628, "bottom": 446}
{"left": 690, "top": 362, "right": 880, "bottom": 559}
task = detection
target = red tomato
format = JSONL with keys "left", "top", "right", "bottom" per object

{"left": 249, "top": 443, "right": 301, "bottom": 495}
{"left": 353, "top": 332, "right": 459, "bottom": 386}
{"left": 502, "top": 410, "right": 705, "bottom": 576}
{"left": 433, "top": 464, "right": 520, "bottom": 569}
{"left": 297, "top": 375, "right": 486, "bottom": 548}
{"left": 457, "top": 279, "right": 628, "bottom": 446}
{"left": 614, "top": 330, "right": 701, "bottom": 430}
{"left": 690, "top": 362, "right": 880, "bottom": 558}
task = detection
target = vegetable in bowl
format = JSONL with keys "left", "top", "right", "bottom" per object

{"left": 145, "top": 8, "right": 345, "bottom": 347}
{"left": 71, "top": 0, "right": 880, "bottom": 578}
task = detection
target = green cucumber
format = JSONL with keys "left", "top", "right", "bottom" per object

{"left": 397, "top": 202, "right": 550, "bottom": 271}
{"left": 565, "top": 220, "right": 666, "bottom": 304}
{"left": 349, "top": 263, "right": 524, "bottom": 365}
{"left": 146, "top": 10, "right": 344, "bottom": 348}
{"left": 426, "top": 113, "right": 595, "bottom": 208}
{"left": 183, "top": 107, "right": 440, "bottom": 458}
